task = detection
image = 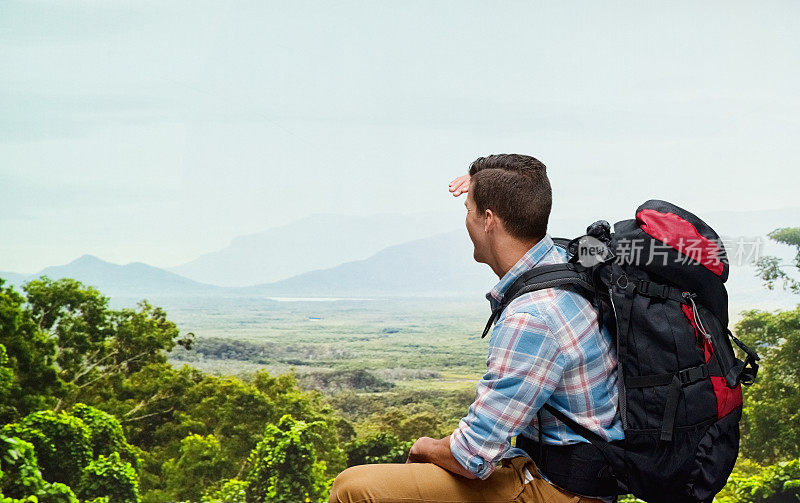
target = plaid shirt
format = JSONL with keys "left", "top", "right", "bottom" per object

{"left": 450, "top": 234, "right": 624, "bottom": 480}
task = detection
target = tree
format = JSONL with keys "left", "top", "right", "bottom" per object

{"left": 69, "top": 404, "right": 139, "bottom": 470}
{"left": 162, "top": 434, "right": 226, "bottom": 502}
{"left": 23, "top": 278, "right": 181, "bottom": 411}
{"left": 735, "top": 306, "right": 800, "bottom": 463}
{"left": 0, "top": 277, "right": 349, "bottom": 503}
{"left": 0, "top": 345, "right": 16, "bottom": 421}
{"left": 23, "top": 278, "right": 114, "bottom": 403}
{"left": 0, "top": 279, "right": 61, "bottom": 422}
{"left": 737, "top": 227, "right": 800, "bottom": 463}
{"left": 0, "top": 433, "right": 47, "bottom": 498}
{"left": 2, "top": 410, "right": 93, "bottom": 485}
{"left": 756, "top": 227, "right": 800, "bottom": 294}
{"left": 245, "top": 415, "right": 330, "bottom": 503}
{"left": 344, "top": 432, "right": 411, "bottom": 466}
{"left": 77, "top": 452, "right": 140, "bottom": 503}
{"left": 0, "top": 406, "right": 141, "bottom": 503}
{"left": 203, "top": 479, "right": 248, "bottom": 503}
{"left": 717, "top": 458, "right": 800, "bottom": 503}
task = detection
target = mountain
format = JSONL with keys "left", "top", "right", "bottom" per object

{"left": 169, "top": 211, "right": 465, "bottom": 287}
{"left": 244, "top": 229, "right": 798, "bottom": 312}
{"left": 1, "top": 206, "right": 797, "bottom": 309}
{"left": 0, "top": 271, "right": 29, "bottom": 289}
{"left": 245, "top": 230, "right": 496, "bottom": 297}
{"left": 2, "top": 255, "right": 222, "bottom": 298}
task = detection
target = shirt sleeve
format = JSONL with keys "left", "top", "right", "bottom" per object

{"left": 450, "top": 311, "right": 566, "bottom": 479}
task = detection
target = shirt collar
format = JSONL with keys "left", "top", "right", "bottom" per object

{"left": 486, "top": 234, "right": 555, "bottom": 311}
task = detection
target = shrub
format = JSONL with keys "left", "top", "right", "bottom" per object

{"left": 77, "top": 452, "right": 139, "bottom": 503}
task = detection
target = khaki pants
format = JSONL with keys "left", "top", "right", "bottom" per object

{"left": 329, "top": 456, "right": 605, "bottom": 503}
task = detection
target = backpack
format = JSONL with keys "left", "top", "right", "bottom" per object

{"left": 483, "top": 200, "right": 760, "bottom": 503}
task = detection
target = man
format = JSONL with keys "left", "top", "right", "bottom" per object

{"left": 329, "top": 154, "right": 623, "bottom": 503}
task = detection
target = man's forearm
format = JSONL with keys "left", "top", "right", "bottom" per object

{"left": 406, "top": 435, "right": 477, "bottom": 479}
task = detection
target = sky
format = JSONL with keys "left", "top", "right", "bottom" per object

{"left": 1, "top": 0, "right": 799, "bottom": 273}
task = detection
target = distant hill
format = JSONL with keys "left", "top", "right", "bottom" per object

{"left": 1, "top": 207, "right": 796, "bottom": 311}
{"left": 2, "top": 255, "right": 222, "bottom": 298}
{"left": 0, "top": 271, "right": 29, "bottom": 288}
{"left": 242, "top": 229, "right": 797, "bottom": 310}
{"left": 245, "top": 230, "right": 496, "bottom": 297}
{"left": 169, "top": 211, "right": 463, "bottom": 287}
{"left": 168, "top": 205, "right": 800, "bottom": 290}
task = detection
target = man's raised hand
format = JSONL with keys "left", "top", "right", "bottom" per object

{"left": 448, "top": 174, "right": 470, "bottom": 197}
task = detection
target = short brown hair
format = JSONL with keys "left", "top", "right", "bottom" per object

{"left": 468, "top": 154, "right": 552, "bottom": 240}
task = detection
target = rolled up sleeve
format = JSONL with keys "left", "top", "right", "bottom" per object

{"left": 450, "top": 311, "right": 565, "bottom": 479}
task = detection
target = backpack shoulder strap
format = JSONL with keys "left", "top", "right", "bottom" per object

{"left": 481, "top": 263, "right": 593, "bottom": 338}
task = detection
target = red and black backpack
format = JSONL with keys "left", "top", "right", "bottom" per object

{"left": 485, "top": 200, "right": 760, "bottom": 503}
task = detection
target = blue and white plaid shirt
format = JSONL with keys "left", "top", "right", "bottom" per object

{"left": 450, "top": 234, "right": 624, "bottom": 480}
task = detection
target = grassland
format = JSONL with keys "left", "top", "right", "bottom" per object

{"left": 159, "top": 295, "right": 493, "bottom": 436}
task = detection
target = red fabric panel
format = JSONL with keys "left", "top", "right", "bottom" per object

{"left": 636, "top": 208, "right": 724, "bottom": 276}
{"left": 681, "top": 304, "right": 742, "bottom": 418}
{"left": 682, "top": 304, "right": 712, "bottom": 361}
{"left": 711, "top": 376, "right": 743, "bottom": 419}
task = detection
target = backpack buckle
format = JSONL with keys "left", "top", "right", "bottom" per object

{"left": 678, "top": 364, "right": 709, "bottom": 385}
{"left": 635, "top": 280, "right": 670, "bottom": 300}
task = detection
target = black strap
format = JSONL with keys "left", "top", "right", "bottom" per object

{"left": 542, "top": 403, "right": 608, "bottom": 444}
{"left": 726, "top": 330, "right": 760, "bottom": 386}
{"left": 481, "top": 263, "right": 593, "bottom": 338}
{"left": 625, "top": 364, "right": 709, "bottom": 388}
{"left": 552, "top": 237, "right": 571, "bottom": 251}
{"left": 481, "top": 310, "right": 500, "bottom": 339}
{"left": 610, "top": 280, "right": 634, "bottom": 431}
{"left": 660, "top": 375, "right": 682, "bottom": 442}
{"left": 661, "top": 366, "right": 709, "bottom": 442}
{"left": 633, "top": 279, "right": 688, "bottom": 304}
{"left": 536, "top": 409, "right": 544, "bottom": 468}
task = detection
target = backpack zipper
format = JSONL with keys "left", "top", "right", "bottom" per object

{"left": 683, "top": 292, "right": 713, "bottom": 347}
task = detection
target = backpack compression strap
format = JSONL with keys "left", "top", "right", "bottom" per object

{"left": 481, "top": 263, "right": 593, "bottom": 338}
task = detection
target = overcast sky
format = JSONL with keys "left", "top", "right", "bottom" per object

{"left": 1, "top": 0, "right": 798, "bottom": 273}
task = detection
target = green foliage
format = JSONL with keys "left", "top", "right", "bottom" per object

{"left": 329, "top": 387, "right": 473, "bottom": 443}
{"left": 0, "top": 495, "right": 38, "bottom": 503}
{"left": 76, "top": 452, "right": 139, "bottom": 503}
{"left": 90, "top": 364, "right": 345, "bottom": 500}
{"left": 1, "top": 406, "right": 141, "bottom": 503}
{"left": 33, "top": 482, "right": 79, "bottom": 503}
{"left": 735, "top": 306, "right": 800, "bottom": 463}
{"left": 297, "top": 369, "right": 394, "bottom": 394}
{"left": 756, "top": 227, "right": 800, "bottom": 295}
{"left": 23, "top": 278, "right": 114, "bottom": 392}
{"left": 69, "top": 405, "right": 139, "bottom": 470}
{"left": 717, "top": 458, "right": 800, "bottom": 503}
{"left": 16, "top": 277, "right": 182, "bottom": 412}
{"left": 245, "top": 415, "right": 330, "bottom": 503}
{"left": 203, "top": 478, "right": 248, "bottom": 503}
{"left": 0, "top": 434, "right": 45, "bottom": 497}
{"left": 0, "top": 433, "right": 79, "bottom": 503}
{"left": 0, "top": 280, "right": 61, "bottom": 422}
{"left": 4, "top": 410, "right": 92, "bottom": 485}
{"left": 344, "top": 432, "right": 411, "bottom": 466}
{"left": 0, "top": 345, "right": 16, "bottom": 421}
{"left": 162, "top": 434, "right": 226, "bottom": 502}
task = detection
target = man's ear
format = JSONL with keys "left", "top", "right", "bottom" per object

{"left": 484, "top": 209, "right": 497, "bottom": 233}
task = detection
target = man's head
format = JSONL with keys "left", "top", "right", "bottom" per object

{"left": 464, "top": 154, "right": 552, "bottom": 274}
